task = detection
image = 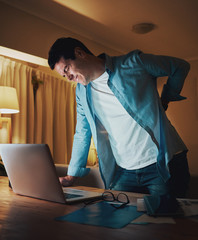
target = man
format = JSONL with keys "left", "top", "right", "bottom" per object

{"left": 48, "top": 37, "right": 190, "bottom": 197}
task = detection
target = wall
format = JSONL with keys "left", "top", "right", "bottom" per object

{"left": 0, "top": 2, "right": 120, "bottom": 60}
{"left": 0, "top": 2, "right": 197, "bottom": 176}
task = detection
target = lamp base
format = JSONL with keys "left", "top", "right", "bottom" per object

{"left": 0, "top": 116, "right": 12, "bottom": 143}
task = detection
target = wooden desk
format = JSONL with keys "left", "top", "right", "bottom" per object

{"left": 0, "top": 176, "right": 197, "bottom": 240}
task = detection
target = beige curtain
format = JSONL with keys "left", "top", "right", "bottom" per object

{"left": 33, "top": 70, "right": 77, "bottom": 163}
{"left": 0, "top": 56, "right": 77, "bottom": 164}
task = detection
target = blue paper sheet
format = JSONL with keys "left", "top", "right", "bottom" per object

{"left": 55, "top": 201, "right": 143, "bottom": 228}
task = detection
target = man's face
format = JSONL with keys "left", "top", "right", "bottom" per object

{"left": 54, "top": 49, "right": 93, "bottom": 85}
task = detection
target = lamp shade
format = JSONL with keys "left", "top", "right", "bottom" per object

{"left": 0, "top": 86, "right": 19, "bottom": 114}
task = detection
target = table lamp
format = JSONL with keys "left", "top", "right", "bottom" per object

{"left": 0, "top": 86, "right": 20, "bottom": 143}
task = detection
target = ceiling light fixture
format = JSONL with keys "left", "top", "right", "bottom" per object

{"left": 132, "top": 23, "right": 157, "bottom": 34}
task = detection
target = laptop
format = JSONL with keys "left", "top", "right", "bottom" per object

{"left": 0, "top": 144, "right": 102, "bottom": 204}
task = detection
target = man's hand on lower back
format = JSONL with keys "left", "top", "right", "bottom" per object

{"left": 161, "top": 97, "right": 169, "bottom": 111}
{"left": 59, "top": 175, "right": 77, "bottom": 187}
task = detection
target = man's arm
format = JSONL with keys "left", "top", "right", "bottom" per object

{"left": 137, "top": 52, "right": 190, "bottom": 107}
{"left": 60, "top": 88, "right": 92, "bottom": 187}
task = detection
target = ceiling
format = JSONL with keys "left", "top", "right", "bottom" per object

{"left": 1, "top": 0, "right": 198, "bottom": 60}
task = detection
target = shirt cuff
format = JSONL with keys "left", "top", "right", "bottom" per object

{"left": 67, "top": 165, "right": 90, "bottom": 177}
{"left": 161, "top": 84, "right": 187, "bottom": 102}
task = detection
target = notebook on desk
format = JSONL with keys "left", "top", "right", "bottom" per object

{"left": 0, "top": 144, "right": 102, "bottom": 204}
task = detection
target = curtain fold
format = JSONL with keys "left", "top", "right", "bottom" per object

{"left": 0, "top": 56, "right": 77, "bottom": 164}
{"left": 0, "top": 57, "right": 34, "bottom": 144}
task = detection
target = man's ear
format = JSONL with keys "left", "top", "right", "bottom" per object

{"left": 74, "top": 47, "right": 86, "bottom": 58}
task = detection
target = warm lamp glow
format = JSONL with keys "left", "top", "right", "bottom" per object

{"left": 0, "top": 87, "right": 19, "bottom": 114}
{"left": 0, "top": 86, "right": 19, "bottom": 143}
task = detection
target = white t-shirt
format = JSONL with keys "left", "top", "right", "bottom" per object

{"left": 91, "top": 71, "right": 158, "bottom": 170}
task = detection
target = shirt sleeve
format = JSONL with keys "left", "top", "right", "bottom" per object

{"left": 67, "top": 89, "right": 92, "bottom": 177}
{"left": 137, "top": 51, "right": 190, "bottom": 102}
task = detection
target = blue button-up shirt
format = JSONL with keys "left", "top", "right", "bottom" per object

{"left": 67, "top": 50, "right": 190, "bottom": 189}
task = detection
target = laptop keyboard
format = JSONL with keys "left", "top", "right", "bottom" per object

{"left": 64, "top": 193, "right": 83, "bottom": 199}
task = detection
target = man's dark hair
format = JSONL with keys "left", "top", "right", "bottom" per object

{"left": 48, "top": 37, "right": 93, "bottom": 70}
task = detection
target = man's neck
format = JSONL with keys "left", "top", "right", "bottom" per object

{"left": 91, "top": 56, "right": 105, "bottom": 81}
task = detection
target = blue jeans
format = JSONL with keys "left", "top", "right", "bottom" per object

{"left": 110, "top": 163, "right": 169, "bottom": 196}
{"left": 110, "top": 152, "right": 190, "bottom": 197}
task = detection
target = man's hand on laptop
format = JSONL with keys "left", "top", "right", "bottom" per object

{"left": 59, "top": 175, "right": 77, "bottom": 187}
